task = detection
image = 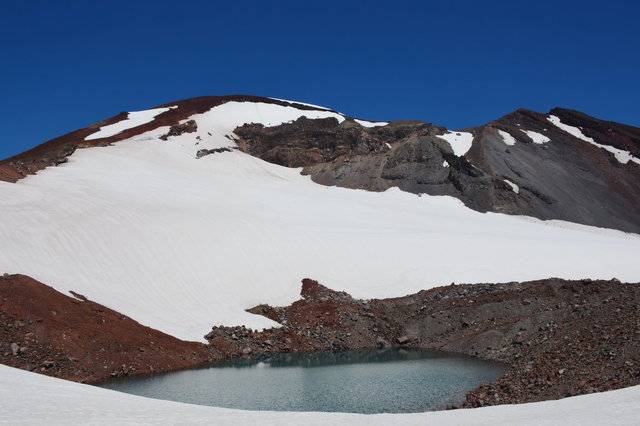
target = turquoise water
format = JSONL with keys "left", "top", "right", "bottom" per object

{"left": 98, "top": 349, "right": 506, "bottom": 413}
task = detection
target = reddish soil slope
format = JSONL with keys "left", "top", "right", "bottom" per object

{"left": 0, "top": 274, "right": 213, "bottom": 383}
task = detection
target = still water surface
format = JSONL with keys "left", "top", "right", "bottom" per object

{"left": 98, "top": 349, "right": 506, "bottom": 413}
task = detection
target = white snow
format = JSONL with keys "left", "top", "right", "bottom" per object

{"left": 438, "top": 131, "right": 474, "bottom": 156}
{"left": 85, "top": 107, "right": 175, "bottom": 140}
{"left": 547, "top": 115, "right": 595, "bottom": 142}
{"left": 385, "top": 143, "right": 392, "bottom": 149}
{"left": 443, "top": 160, "right": 449, "bottom": 167}
{"left": 503, "top": 179, "right": 519, "bottom": 193}
{"left": 523, "top": 130, "right": 550, "bottom": 144}
{"left": 354, "top": 118, "right": 389, "bottom": 128}
{"left": 268, "top": 97, "right": 333, "bottom": 111}
{"left": 1, "top": 363, "right": 639, "bottom": 425}
{"left": 1, "top": 133, "right": 640, "bottom": 342}
{"left": 547, "top": 115, "right": 640, "bottom": 164}
{"left": 497, "top": 129, "right": 517, "bottom": 146}
{"left": 158, "top": 101, "right": 346, "bottom": 157}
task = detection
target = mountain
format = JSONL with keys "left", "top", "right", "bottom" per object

{"left": 0, "top": 96, "right": 639, "bottom": 422}
{"left": 2, "top": 96, "right": 639, "bottom": 233}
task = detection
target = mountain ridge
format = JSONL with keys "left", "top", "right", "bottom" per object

{"left": 1, "top": 95, "right": 638, "bottom": 233}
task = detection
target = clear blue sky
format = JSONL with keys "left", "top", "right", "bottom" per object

{"left": 1, "top": 0, "right": 638, "bottom": 160}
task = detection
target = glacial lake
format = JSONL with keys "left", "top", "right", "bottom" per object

{"left": 98, "top": 348, "right": 506, "bottom": 414}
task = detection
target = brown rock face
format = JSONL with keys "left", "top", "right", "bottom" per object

{"left": 234, "top": 117, "right": 442, "bottom": 169}
{"left": 0, "top": 274, "right": 214, "bottom": 383}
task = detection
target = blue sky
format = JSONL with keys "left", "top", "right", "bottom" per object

{"left": 1, "top": 0, "right": 638, "bottom": 159}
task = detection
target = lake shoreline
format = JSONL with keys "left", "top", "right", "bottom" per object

{"left": 2, "top": 274, "right": 638, "bottom": 409}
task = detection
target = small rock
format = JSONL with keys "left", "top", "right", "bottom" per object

{"left": 10, "top": 343, "right": 19, "bottom": 355}
{"left": 41, "top": 360, "right": 55, "bottom": 369}
{"left": 376, "top": 337, "right": 391, "bottom": 348}
{"left": 397, "top": 336, "right": 411, "bottom": 344}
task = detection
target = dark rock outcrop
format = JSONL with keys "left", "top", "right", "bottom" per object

{"left": 234, "top": 108, "right": 640, "bottom": 233}
{"left": 159, "top": 119, "right": 197, "bottom": 140}
{"left": 234, "top": 278, "right": 640, "bottom": 407}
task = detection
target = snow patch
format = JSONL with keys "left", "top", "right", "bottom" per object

{"left": 86, "top": 107, "right": 175, "bottom": 140}
{"left": 498, "top": 130, "right": 517, "bottom": 146}
{"left": 547, "top": 115, "right": 640, "bottom": 165}
{"left": 503, "top": 179, "right": 519, "bottom": 194}
{"left": 354, "top": 119, "right": 389, "bottom": 128}
{"left": 268, "top": 97, "right": 333, "bottom": 111}
{"left": 547, "top": 115, "right": 595, "bottom": 142}
{"left": 443, "top": 160, "right": 449, "bottom": 168}
{"left": 438, "top": 131, "right": 474, "bottom": 156}
{"left": 523, "top": 130, "right": 550, "bottom": 144}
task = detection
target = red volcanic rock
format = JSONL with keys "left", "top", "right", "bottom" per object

{"left": 0, "top": 274, "right": 214, "bottom": 383}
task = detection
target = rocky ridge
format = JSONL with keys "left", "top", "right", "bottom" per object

{"left": 210, "top": 278, "right": 640, "bottom": 406}
{"left": 4, "top": 273, "right": 636, "bottom": 409}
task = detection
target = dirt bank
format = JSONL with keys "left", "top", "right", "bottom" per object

{"left": 0, "top": 274, "right": 215, "bottom": 383}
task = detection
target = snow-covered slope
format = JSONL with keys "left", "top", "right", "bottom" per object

{"left": 1, "top": 100, "right": 639, "bottom": 342}
{"left": 162, "top": 100, "right": 347, "bottom": 156}
{"left": 1, "top": 363, "right": 638, "bottom": 426}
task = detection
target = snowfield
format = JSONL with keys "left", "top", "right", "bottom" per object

{"left": 1, "top": 140, "right": 639, "bottom": 341}
{"left": 1, "top": 102, "right": 640, "bottom": 342}
{"left": 0, "top": 364, "right": 638, "bottom": 425}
